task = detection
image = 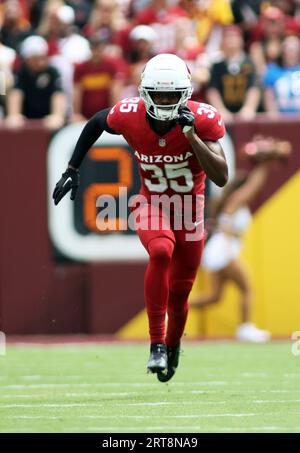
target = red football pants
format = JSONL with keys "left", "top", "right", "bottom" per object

{"left": 134, "top": 203, "right": 204, "bottom": 347}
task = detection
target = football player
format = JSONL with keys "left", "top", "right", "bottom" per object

{"left": 53, "top": 54, "right": 228, "bottom": 382}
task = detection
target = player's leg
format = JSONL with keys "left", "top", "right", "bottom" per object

{"left": 134, "top": 203, "right": 176, "bottom": 372}
{"left": 157, "top": 234, "right": 204, "bottom": 382}
{"left": 144, "top": 236, "right": 174, "bottom": 342}
{"left": 166, "top": 236, "right": 204, "bottom": 347}
{"left": 191, "top": 270, "right": 227, "bottom": 307}
{"left": 222, "top": 259, "right": 251, "bottom": 323}
{"left": 224, "top": 259, "right": 270, "bottom": 342}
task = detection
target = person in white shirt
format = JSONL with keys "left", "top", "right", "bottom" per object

{"left": 191, "top": 137, "right": 290, "bottom": 342}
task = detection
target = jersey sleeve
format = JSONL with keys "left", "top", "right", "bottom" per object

{"left": 107, "top": 97, "right": 142, "bottom": 135}
{"left": 193, "top": 102, "right": 226, "bottom": 141}
{"left": 106, "top": 101, "right": 124, "bottom": 134}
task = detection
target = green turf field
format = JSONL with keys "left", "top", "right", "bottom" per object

{"left": 0, "top": 342, "right": 300, "bottom": 433}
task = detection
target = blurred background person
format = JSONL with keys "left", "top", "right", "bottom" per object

{"left": 72, "top": 32, "right": 127, "bottom": 122}
{"left": 190, "top": 0, "right": 234, "bottom": 59}
{"left": 0, "top": 30, "right": 16, "bottom": 118}
{"left": 231, "top": 0, "right": 263, "bottom": 36}
{"left": 121, "top": 24, "right": 157, "bottom": 98}
{"left": 263, "top": 35, "right": 300, "bottom": 116}
{"left": 43, "top": 4, "right": 90, "bottom": 64}
{"left": 171, "top": 16, "right": 210, "bottom": 102}
{"left": 0, "top": 0, "right": 32, "bottom": 51}
{"left": 272, "top": 0, "right": 300, "bottom": 17}
{"left": 206, "top": 24, "right": 260, "bottom": 123}
{"left": 128, "top": 24, "right": 157, "bottom": 64}
{"left": 38, "top": 3, "right": 91, "bottom": 120}
{"left": 5, "top": 35, "right": 66, "bottom": 130}
{"left": 134, "top": 0, "right": 188, "bottom": 54}
{"left": 134, "top": 0, "right": 186, "bottom": 26}
{"left": 191, "top": 136, "right": 291, "bottom": 342}
{"left": 83, "top": 0, "right": 129, "bottom": 59}
{"left": 247, "top": 6, "right": 300, "bottom": 78}
{"left": 67, "top": 0, "right": 93, "bottom": 31}
{"left": 127, "top": 0, "right": 153, "bottom": 19}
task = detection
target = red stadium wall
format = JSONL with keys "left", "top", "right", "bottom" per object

{"left": 0, "top": 123, "right": 146, "bottom": 334}
{"left": 0, "top": 118, "right": 299, "bottom": 335}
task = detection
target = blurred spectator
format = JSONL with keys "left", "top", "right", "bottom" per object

{"left": 191, "top": 135, "right": 291, "bottom": 342}
{"left": 0, "top": 0, "right": 32, "bottom": 51}
{"left": 127, "top": 0, "right": 152, "bottom": 19}
{"left": 72, "top": 33, "right": 126, "bottom": 122}
{"left": 0, "top": 35, "right": 16, "bottom": 117}
{"left": 37, "top": 3, "right": 91, "bottom": 119}
{"left": 135, "top": 0, "right": 187, "bottom": 24}
{"left": 191, "top": 160, "right": 273, "bottom": 342}
{"left": 263, "top": 35, "right": 300, "bottom": 115}
{"left": 272, "top": 0, "right": 300, "bottom": 18}
{"left": 206, "top": 25, "right": 260, "bottom": 123}
{"left": 191, "top": 0, "right": 234, "bottom": 58}
{"left": 121, "top": 24, "right": 157, "bottom": 98}
{"left": 25, "top": 0, "right": 48, "bottom": 30}
{"left": 66, "top": 0, "right": 93, "bottom": 30}
{"left": 249, "top": 6, "right": 286, "bottom": 78}
{"left": 83, "top": 0, "right": 129, "bottom": 58}
{"left": 6, "top": 35, "right": 66, "bottom": 130}
{"left": 231, "top": 0, "right": 263, "bottom": 34}
{"left": 37, "top": 0, "right": 64, "bottom": 38}
{"left": 249, "top": 5, "right": 300, "bottom": 77}
{"left": 128, "top": 24, "right": 156, "bottom": 63}
{"left": 135, "top": 0, "right": 187, "bottom": 53}
{"left": 46, "top": 4, "right": 91, "bottom": 64}
{"left": 171, "top": 16, "right": 210, "bottom": 102}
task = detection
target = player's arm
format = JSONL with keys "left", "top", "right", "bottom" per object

{"left": 52, "top": 108, "right": 118, "bottom": 205}
{"left": 188, "top": 136, "right": 228, "bottom": 187}
{"left": 224, "top": 162, "right": 270, "bottom": 213}
{"left": 6, "top": 88, "right": 25, "bottom": 128}
{"left": 178, "top": 107, "right": 228, "bottom": 187}
{"left": 193, "top": 138, "right": 228, "bottom": 187}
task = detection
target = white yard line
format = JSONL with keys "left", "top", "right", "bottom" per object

{"left": 219, "top": 426, "right": 296, "bottom": 432}
{"left": 20, "top": 375, "right": 83, "bottom": 381}
{"left": 0, "top": 381, "right": 240, "bottom": 390}
{"left": 84, "top": 426, "right": 296, "bottom": 432}
{"left": 116, "top": 402, "right": 226, "bottom": 406}
{"left": 253, "top": 400, "right": 300, "bottom": 403}
{"left": 1, "top": 388, "right": 298, "bottom": 397}
{"left": 1, "top": 425, "right": 297, "bottom": 433}
{"left": 0, "top": 401, "right": 226, "bottom": 408}
{"left": 3, "top": 413, "right": 263, "bottom": 419}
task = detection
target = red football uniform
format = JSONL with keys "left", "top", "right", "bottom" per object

{"left": 107, "top": 97, "right": 225, "bottom": 200}
{"left": 107, "top": 97, "right": 225, "bottom": 346}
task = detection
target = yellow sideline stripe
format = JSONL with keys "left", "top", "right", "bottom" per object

{"left": 117, "top": 171, "right": 300, "bottom": 339}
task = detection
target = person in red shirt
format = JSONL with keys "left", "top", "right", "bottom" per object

{"left": 53, "top": 54, "right": 228, "bottom": 381}
{"left": 249, "top": 5, "right": 300, "bottom": 77}
{"left": 135, "top": 0, "right": 187, "bottom": 25}
{"left": 72, "top": 33, "right": 126, "bottom": 122}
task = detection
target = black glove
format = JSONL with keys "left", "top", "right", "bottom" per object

{"left": 177, "top": 106, "right": 195, "bottom": 131}
{"left": 52, "top": 167, "right": 79, "bottom": 205}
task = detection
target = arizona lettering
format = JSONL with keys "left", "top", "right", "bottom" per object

{"left": 134, "top": 150, "right": 193, "bottom": 163}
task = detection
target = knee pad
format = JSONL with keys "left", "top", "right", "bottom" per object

{"left": 148, "top": 238, "right": 174, "bottom": 265}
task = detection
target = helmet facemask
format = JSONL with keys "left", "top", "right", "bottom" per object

{"left": 138, "top": 53, "right": 193, "bottom": 122}
{"left": 139, "top": 86, "right": 193, "bottom": 121}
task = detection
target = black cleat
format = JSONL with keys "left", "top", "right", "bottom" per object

{"left": 157, "top": 343, "right": 181, "bottom": 382}
{"left": 147, "top": 343, "right": 168, "bottom": 374}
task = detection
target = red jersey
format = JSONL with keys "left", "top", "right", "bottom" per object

{"left": 107, "top": 97, "right": 225, "bottom": 203}
{"left": 74, "top": 58, "right": 126, "bottom": 119}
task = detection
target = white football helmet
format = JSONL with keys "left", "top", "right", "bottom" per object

{"left": 139, "top": 53, "right": 193, "bottom": 121}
